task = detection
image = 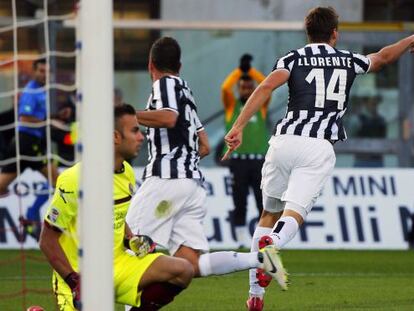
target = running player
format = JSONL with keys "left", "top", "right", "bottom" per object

{"left": 126, "top": 36, "right": 287, "bottom": 297}
{"left": 223, "top": 6, "right": 414, "bottom": 311}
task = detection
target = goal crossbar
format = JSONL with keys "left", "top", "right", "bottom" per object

{"left": 64, "top": 19, "right": 414, "bottom": 32}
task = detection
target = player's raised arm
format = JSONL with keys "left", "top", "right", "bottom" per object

{"left": 222, "top": 69, "right": 289, "bottom": 160}
{"left": 367, "top": 34, "right": 414, "bottom": 73}
{"left": 221, "top": 68, "right": 240, "bottom": 111}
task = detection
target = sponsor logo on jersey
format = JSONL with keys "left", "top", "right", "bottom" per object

{"left": 47, "top": 208, "right": 60, "bottom": 223}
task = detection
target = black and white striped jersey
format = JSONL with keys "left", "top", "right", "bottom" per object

{"left": 143, "top": 75, "right": 204, "bottom": 180}
{"left": 273, "top": 43, "right": 371, "bottom": 141}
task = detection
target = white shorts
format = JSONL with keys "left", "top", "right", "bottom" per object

{"left": 261, "top": 135, "right": 336, "bottom": 215}
{"left": 126, "top": 176, "right": 209, "bottom": 255}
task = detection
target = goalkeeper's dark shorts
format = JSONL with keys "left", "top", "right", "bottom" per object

{"left": 53, "top": 252, "right": 163, "bottom": 310}
{"left": 1, "top": 132, "right": 46, "bottom": 173}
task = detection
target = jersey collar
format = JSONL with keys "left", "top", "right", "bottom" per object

{"left": 305, "top": 43, "right": 333, "bottom": 48}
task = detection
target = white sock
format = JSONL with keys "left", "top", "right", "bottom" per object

{"left": 199, "top": 251, "right": 260, "bottom": 277}
{"left": 235, "top": 226, "right": 248, "bottom": 247}
{"left": 270, "top": 216, "right": 299, "bottom": 249}
{"left": 249, "top": 226, "right": 273, "bottom": 297}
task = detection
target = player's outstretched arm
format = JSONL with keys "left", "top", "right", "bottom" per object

{"left": 222, "top": 69, "right": 289, "bottom": 160}
{"left": 136, "top": 109, "right": 178, "bottom": 128}
{"left": 368, "top": 34, "right": 414, "bottom": 72}
{"left": 229, "top": 69, "right": 289, "bottom": 133}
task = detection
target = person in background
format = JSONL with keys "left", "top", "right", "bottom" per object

{"left": 0, "top": 58, "right": 58, "bottom": 194}
{"left": 19, "top": 97, "right": 78, "bottom": 241}
{"left": 352, "top": 95, "right": 387, "bottom": 167}
{"left": 221, "top": 54, "right": 270, "bottom": 247}
{"left": 22, "top": 95, "right": 76, "bottom": 241}
{"left": 0, "top": 58, "right": 59, "bottom": 240}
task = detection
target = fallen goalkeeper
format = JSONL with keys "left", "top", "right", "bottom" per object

{"left": 39, "top": 104, "right": 193, "bottom": 311}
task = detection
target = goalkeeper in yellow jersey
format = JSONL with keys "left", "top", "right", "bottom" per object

{"left": 39, "top": 104, "right": 194, "bottom": 311}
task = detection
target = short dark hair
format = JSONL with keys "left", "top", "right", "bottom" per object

{"left": 114, "top": 103, "right": 136, "bottom": 132}
{"left": 150, "top": 36, "right": 181, "bottom": 73}
{"left": 305, "top": 7, "right": 338, "bottom": 43}
{"left": 33, "top": 58, "right": 46, "bottom": 70}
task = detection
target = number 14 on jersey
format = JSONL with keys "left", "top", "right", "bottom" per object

{"left": 305, "top": 68, "right": 347, "bottom": 110}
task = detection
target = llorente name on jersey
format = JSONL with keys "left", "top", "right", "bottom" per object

{"left": 297, "top": 56, "right": 352, "bottom": 68}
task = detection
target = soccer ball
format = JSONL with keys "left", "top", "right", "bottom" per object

{"left": 27, "top": 306, "right": 44, "bottom": 311}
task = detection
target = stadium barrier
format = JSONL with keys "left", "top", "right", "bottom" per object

{"left": 0, "top": 168, "right": 412, "bottom": 250}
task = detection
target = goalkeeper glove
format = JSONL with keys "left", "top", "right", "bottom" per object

{"left": 64, "top": 272, "right": 81, "bottom": 310}
{"left": 124, "top": 235, "right": 156, "bottom": 258}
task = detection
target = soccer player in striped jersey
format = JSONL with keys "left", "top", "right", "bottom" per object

{"left": 39, "top": 104, "right": 194, "bottom": 310}
{"left": 126, "top": 37, "right": 286, "bottom": 293}
{"left": 223, "top": 6, "right": 414, "bottom": 311}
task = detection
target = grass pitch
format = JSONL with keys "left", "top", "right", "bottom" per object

{"left": 1, "top": 249, "right": 413, "bottom": 310}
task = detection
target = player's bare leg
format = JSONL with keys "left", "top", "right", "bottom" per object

{"left": 174, "top": 245, "right": 203, "bottom": 276}
{"left": 0, "top": 172, "right": 17, "bottom": 197}
{"left": 139, "top": 255, "right": 193, "bottom": 289}
{"left": 131, "top": 255, "right": 193, "bottom": 310}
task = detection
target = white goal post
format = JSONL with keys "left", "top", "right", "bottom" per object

{"left": 79, "top": 0, "right": 114, "bottom": 310}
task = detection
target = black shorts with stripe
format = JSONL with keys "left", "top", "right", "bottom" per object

{"left": 1, "top": 132, "right": 46, "bottom": 173}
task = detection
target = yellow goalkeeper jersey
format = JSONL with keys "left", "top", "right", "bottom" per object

{"left": 43, "top": 161, "right": 136, "bottom": 280}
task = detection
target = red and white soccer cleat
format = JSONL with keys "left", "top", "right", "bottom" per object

{"left": 256, "top": 268, "right": 272, "bottom": 287}
{"left": 246, "top": 296, "right": 264, "bottom": 311}
{"left": 256, "top": 235, "right": 274, "bottom": 287}
{"left": 258, "top": 235, "right": 273, "bottom": 249}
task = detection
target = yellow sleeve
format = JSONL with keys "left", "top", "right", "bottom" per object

{"left": 249, "top": 67, "right": 270, "bottom": 119}
{"left": 249, "top": 67, "right": 266, "bottom": 84}
{"left": 44, "top": 169, "right": 79, "bottom": 231}
{"left": 221, "top": 68, "right": 242, "bottom": 122}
